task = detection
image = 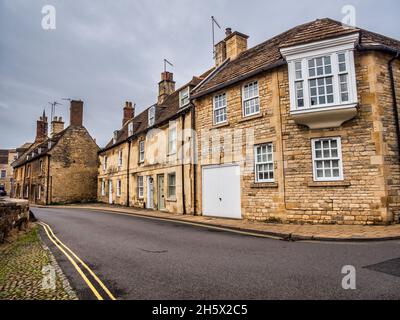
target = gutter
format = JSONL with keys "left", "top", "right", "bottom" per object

{"left": 191, "top": 103, "right": 197, "bottom": 215}
{"left": 126, "top": 140, "right": 131, "bottom": 207}
{"left": 388, "top": 52, "right": 400, "bottom": 160}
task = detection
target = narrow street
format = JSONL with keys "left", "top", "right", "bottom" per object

{"left": 33, "top": 207, "right": 400, "bottom": 300}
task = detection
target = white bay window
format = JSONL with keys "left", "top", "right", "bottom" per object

{"left": 281, "top": 34, "right": 359, "bottom": 129}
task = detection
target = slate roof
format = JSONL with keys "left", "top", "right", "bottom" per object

{"left": 12, "top": 129, "right": 69, "bottom": 168}
{"left": 192, "top": 18, "right": 400, "bottom": 98}
{"left": 101, "top": 72, "right": 213, "bottom": 152}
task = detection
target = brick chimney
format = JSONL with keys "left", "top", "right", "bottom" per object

{"left": 35, "top": 111, "right": 48, "bottom": 143}
{"left": 158, "top": 72, "right": 175, "bottom": 104}
{"left": 51, "top": 116, "right": 64, "bottom": 137}
{"left": 122, "top": 101, "right": 135, "bottom": 126}
{"left": 70, "top": 100, "right": 83, "bottom": 127}
{"left": 215, "top": 28, "right": 249, "bottom": 66}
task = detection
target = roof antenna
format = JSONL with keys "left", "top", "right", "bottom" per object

{"left": 48, "top": 101, "right": 62, "bottom": 123}
{"left": 211, "top": 16, "right": 222, "bottom": 59}
{"left": 163, "top": 59, "right": 173, "bottom": 73}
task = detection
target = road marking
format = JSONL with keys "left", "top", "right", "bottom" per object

{"left": 38, "top": 222, "right": 104, "bottom": 300}
{"left": 77, "top": 208, "right": 283, "bottom": 240}
{"left": 39, "top": 221, "right": 117, "bottom": 300}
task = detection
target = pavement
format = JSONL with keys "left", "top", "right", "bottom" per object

{"left": 33, "top": 206, "right": 400, "bottom": 300}
{"left": 33, "top": 203, "right": 400, "bottom": 242}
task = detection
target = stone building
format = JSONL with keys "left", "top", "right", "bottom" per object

{"left": 191, "top": 18, "right": 400, "bottom": 225}
{"left": 98, "top": 70, "right": 211, "bottom": 213}
{"left": 12, "top": 100, "right": 99, "bottom": 204}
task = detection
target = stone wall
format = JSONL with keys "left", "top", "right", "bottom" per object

{"left": 0, "top": 198, "right": 29, "bottom": 243}
{"left": 194, "top": 50, "right": 400, "bottom": 225}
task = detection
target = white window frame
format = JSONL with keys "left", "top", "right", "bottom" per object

{"left": 116, "top": 179, "right": 122, "bottom": 197}
{"left": 254, "top": 143, "right": 274, "bottom": 183}
{"left": 139, "top": 140, "right": 145, "bottom": 163}
{"left": 168, "top": 122, "right": 177, "bottom": 155}
{"left": 242, "top": 81, "right": 260, "bottom": 117}
{"left": 137, "top": 176, "right": 144, "bottom": 199}
{"left": 118, "top": 150, "right": 123, "bottom": 168}
{"left": 37, "top": 185, "right": 41, "bottom": 200}
{"left": 311, "top": 137, "right": 344, "bottom": 182}
{"left": 103, "top": 156, "right": 108, "bottom": 171}
{"left": 167, "top": 172, "right": 176, "bottom": 199}
{"left": 282, "top": 34, "right": 359, "bottom": 115}
{"left": 128, "top": 122, "right": 134, "bottom": 136}
{"left": 179, "top": 87, "right": 190, "bottom": 108}
{"left": 148, "top": 106, "right": 156, "bottom": 127}
{"left": 101, "top": 179, "right": 106, "bottom": 196}
{"left": 213, "top": 93, "right": 227, "bottom": 125}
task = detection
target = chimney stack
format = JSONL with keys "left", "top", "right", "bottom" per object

{"left": 214, "top": 28, "right": 249, "bottom": 66}
{"left": 35, "top": 111, "right": 48, "bottom": 143}
{"left": 51, "top": 116, "right": 64, "bottom": 137}
{"left": 158, "top": 71, "right": 175, "bottom": 104}
{"left": 70, "top": 100, "right": 83, "bottom": 127}
{"left": 122, "top": 101, "right": 135, "bottom": 126}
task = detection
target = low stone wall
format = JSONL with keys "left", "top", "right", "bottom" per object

{"left": 0, "top": 197, "right": 30, "bottom": 243}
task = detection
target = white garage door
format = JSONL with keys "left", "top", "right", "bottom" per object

{"left": 202, "top": 165, "right": 242, "bottom": 219}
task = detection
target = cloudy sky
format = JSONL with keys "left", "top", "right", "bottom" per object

{"left": 1, "top": 0, "right": 399, "bottom": 149}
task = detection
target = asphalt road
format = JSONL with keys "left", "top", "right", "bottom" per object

{"left": 33, "top": 207, "right": 400, "bottom": 300}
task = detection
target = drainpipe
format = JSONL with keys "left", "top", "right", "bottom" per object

{"left": 46, "top": 155, "right": 51, "bottom": 205}
{"left": 126, "top": 140, "right": 131, "bottom": 207}
{"left": 388, "top": 52, "right": 400, "bottom": 160}
{"left": 181, "top": 112, "right": 187, "bottom": 215}
{"left": 191, "top": 103, "right": 197, "bottom": 215}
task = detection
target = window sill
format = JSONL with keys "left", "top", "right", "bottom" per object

{"left": 212, "top": 122, "right": 230, "bottom": 129}
{"left": 291, "top": 103, "right": 358, "bottom": 129}
{"left": 250, "top": 182, "right": 278, "bottom": 189}
{"left": 166, "top": 198, "right": 177, "bottom": 202}
{"left": 308, "top": 181, "right": 351, "bottom": 188}
{"left": 238, "top": 113, "right": 263, "bottom": 123}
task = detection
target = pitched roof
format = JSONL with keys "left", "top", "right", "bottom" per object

{"left": 12, "top": 129, "right": 69, "bottom": 167}
{"left": 0, "top": 150, "right": 8, "bottom": 165}
{"left": 101, "top": 73, "right": 213, "bottom": 152}
{"left": 192, "top": 18, "right": 400, "bottom": 98}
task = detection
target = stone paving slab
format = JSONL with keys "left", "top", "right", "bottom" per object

{"left": 34, "top": 204, "right": 400, "bottom": 242}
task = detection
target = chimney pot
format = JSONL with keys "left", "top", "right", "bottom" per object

{"left": 158, "top": 72, "right": 175, "bottom": 104}
{"left": 35, "top": 113, "right": 48, "bottom": 143}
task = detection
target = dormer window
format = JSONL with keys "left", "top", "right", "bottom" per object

{"left": 148, "top": 106, "right": 155, "bottom": 126}
{"left": 179, "top": 87, "right": 190, "bottom": 108}
{"left": 280, "top": 33, "right": 359, "bottom": 129}
{"left": 48, "top": 141, "right": 52, "bottom": 149}
{"left": 38, "top": 148, "right": 42, "bottom": 155}
{"left": 113, "top": 130, "right": 118, "bottom": 144}
{"left": 128, "top": 122, "right": 134, "bottom": 136}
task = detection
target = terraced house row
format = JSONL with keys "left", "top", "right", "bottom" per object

{"left": 98, "top": 18, "right": 400, "bottom": 225}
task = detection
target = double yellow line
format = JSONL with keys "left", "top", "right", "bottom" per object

{"left": 38, "top": 221, "right": 116, "bottom": 300}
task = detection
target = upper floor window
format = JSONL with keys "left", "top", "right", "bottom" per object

{"left": 1, "top": 170, "right": 6, "bottom": 179}
{"left": 27, "top": 165, "right": 31, "bottom": 177}
{"left": 118, "top": 150, "right": 123, "bottom": 168}
{"left": 128, "top": 122, "right": 134, "bottom": 136}
{"left": 312, "top": 137, "right": 343, "bottom": 181}
{"left": 39, "top": 160, "right": 43, "bottom": 172}
{"left": 148, "top": 106, "right": 156, "bottom": 127}
{"left": 103, "top": 156, "right": 108, "bottom": 171}
{"left": 168, "top": 123, "right": 177, "bottom": 155}
{"left": 254, "top": 143, "right": 274, "bottom": 183}
{"left": 243, "top": 81, "right": 260, "bottom": 117}
{"left": 213, "top": 93, "right": 227, "bottom": 125}
{"left": 280, "top": 34, "right": 359, "bottom": 129}
{"left": 139, "top": 140, "right": 145, "bottom": 163}
{"left": 179, "top": 87, "right": 190, "bottom": 108}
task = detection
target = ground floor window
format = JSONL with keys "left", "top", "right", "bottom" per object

{"left": 101, "top": 179, "right": 105, "bottom": 196}
{"left": 116, "top": 179, "right": 122, "bottom": 197}
{"left": 312, "top": 137, "right": 343, "bottom": 181}
{"left": 168, "top": 173, "right": 176, "bottom": 199}
{"left": 254, "top": 143, "right": 274, "bottom": 182}
{"left": 37, "top": 185, "right": 41, "bottom": 200}
{"left": 137, "top": 176, "right": 144, "bottom": 199}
